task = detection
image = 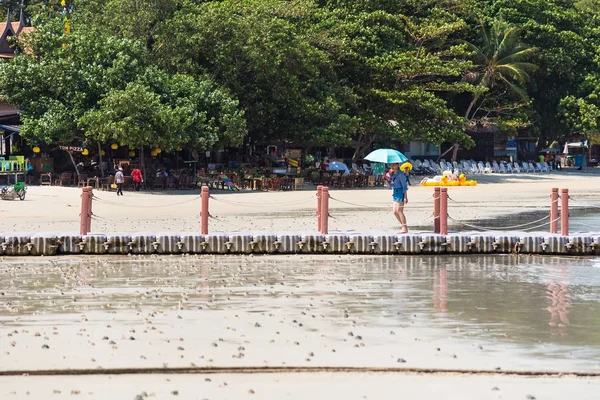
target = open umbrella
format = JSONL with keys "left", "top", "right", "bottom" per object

{"left": 327, "top": 161, "right": 349, "bottom": 173}
{"left": 540, "top": 148, "right": 559, "bottom": 153}
{"left": 364, "top": 148, "right": 408, "bottom": 164}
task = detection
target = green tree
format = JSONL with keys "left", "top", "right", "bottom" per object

{"left": 310, "top": 1, "right": 477, "bottom": 159}
{"left": 0, "top": 13, "right": 246, "bottom": 177}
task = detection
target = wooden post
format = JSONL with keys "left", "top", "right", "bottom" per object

{"left": 80, "top": 186, "right": 93, "bottom": 235}
{"left": 201, "top": 186, "right": 209, "bottom": 235}
{"left": 317, "top": 185, "right": 323, "bottom": 233}
{"left": 433, "top": 187, "right": 441, "bottom": 234}
{"left": 561, "top": 188, "right": 569, "bottom": 237}
{"left": 440, "top": 187, "right": 448, "bottom": 235}
{"left": 550, "top": 188, "right": 559, "bottom": 234}
{"left": 321, "top": 186, "right": 329, "bottom": 235}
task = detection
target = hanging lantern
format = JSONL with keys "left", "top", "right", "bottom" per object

{"left": 101, "top": 150, "right": 106, "bottom": 156}
{"left": 111, "top": 143, "right": 119, "bottom": 150}
{"left": 176, "top": 147, "right": 183, "bottom": 151}
{"left": 33, "top": 146, "right": 41, "bottom": 153}
{"left": 82, "top": 149, "right": 89, "bottom": 156}
{"left": 154, "top": 147, "right": 162, "bottom": 154}
{"left": 129, "top": 151, "right": 135, "bottom": 157}
{"left": 150, "top": 150, "right": 158, "bottom": 157}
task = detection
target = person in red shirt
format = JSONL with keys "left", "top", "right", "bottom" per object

{"left": 131, "top": 168, "right": 143, "bottom": 191}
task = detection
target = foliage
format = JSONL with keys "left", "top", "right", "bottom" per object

{"left": 3, "top": 0, "right": 600, "bottom": 157}
{"left": 0, "top": 13, "right": 246, "bottom": 151}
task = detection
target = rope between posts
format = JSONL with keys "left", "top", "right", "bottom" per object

{"left": 567, "top": 198, "right": 600, "bottom": 209}
{"left": 569, "top": 221, "right": 600, "bottom": 229}
{"left": 329, "top": 195, "right": 433, "bottom": 209}
{"left": 92, "top": 194, "right": 200, "bottom": 208}
{"left": 208, "top": 215, "right": 248, "bottom": 231}
{"left": 209, "top": 194, "right": 316, "bottom": 207}
{"left": 448, "top": 214, "right": 552, "bottom": 231}
{"left": 447, "top": 196, "right": 553, "bottom": 210}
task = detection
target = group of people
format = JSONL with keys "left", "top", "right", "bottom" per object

{"left": 114, "top": 166, "right": 144, "bottom": 196}
{"left": 540, "top": 153, "right": 563, "bottom": 170}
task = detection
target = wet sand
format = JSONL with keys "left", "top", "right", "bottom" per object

{"left": 2, "top": 255, "right": 600, "bottom": 374}
{"left": 1, "top": 169, "right": 600, "bottom": 233}
{"left": 2, "top": 372, "right": 600, "bottom": 400}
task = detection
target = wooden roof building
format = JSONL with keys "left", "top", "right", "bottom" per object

{"left": 0, "top": 8, "right": 32, "bottom": 59}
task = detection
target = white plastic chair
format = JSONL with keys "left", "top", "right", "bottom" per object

{"left": 541, "top": 162, "right": 550, "bottom": 172}
{"left": 513, "top": 162, "right": 521, "bottom": 173}
{"left": 491, "top": 161, "right": 500, "bottom": 173}
{"left": 499, "top": 163, "right": 507, "bottom": 173}
{"left": 530, "top": 162, "right": 539, "bottom": 172}
{"left": 477, "top": 161, "right": 486, "bottom": 174}
{"left": 485, "top": 162, "right": 493, "bottom": 173}
{"left": 505, "top": 162, "right": 513, "bottom": 173}
{"left": 521, "top": 162, "right": 530, "bottom": 173}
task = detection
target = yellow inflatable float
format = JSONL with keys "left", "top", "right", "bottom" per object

{"left": 420, "top": 172, "right": 477, "bottom": 187}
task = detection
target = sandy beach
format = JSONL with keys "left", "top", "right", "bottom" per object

{"left": 1, "top": 168, "right": 600, "bottom": 234}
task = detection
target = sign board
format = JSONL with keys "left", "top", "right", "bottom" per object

{"left": 59, "top": 145, "right": 83, "bottom": 152}
{"left": 285, "top": 149, "right": 302, "bottom": 159}
{"left": 506, "top": 140, "right": 517, "bottom": 150}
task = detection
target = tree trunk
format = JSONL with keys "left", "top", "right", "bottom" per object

{"left": 97, "top": 142, "right": 104, "bottom": 178}
{"left": 140, "top": 145, "right": 146, "bottom": 190}
{"left": 352, "top": 133, "right": 376, "bottom": 161}
{"left": 67, "top": 151, "right": 80, "bottom": 182}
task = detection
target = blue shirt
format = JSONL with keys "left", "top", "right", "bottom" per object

{"left": 388, "top": 171, "right": 408, "bottom": 192}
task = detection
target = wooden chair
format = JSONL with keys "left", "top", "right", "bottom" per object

{"left": 54, "top": 172, "right": 73, "bottom": 186}
{"left": 40, "top": 173, "right": 52, "bottom": 186}
{"left": 101, "top": 175, "right": 115, "bottom": 191}
{"left": 293, "top": 177, "right": 304, "bottom": 190}
{"left": 77, "top": 174, "right": 89, "bottom": 188}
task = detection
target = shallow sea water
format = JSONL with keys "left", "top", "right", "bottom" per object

{"left": 1, "top": 254, "right": 600, "bottom": 373}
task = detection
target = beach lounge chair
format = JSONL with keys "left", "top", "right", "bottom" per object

{"left": 491, "top": 161, "right": 500, "bottom": 173}
{"left": 529, "top": 162, "right": 539, "bottom": 172}
{"left": 540, "top": 162, "right": 550, "bottom": 172}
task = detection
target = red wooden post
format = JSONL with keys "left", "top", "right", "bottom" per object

{"left": 80, "top": 186, "right": 93, "bottom": 235}
{"left": 87, "top": 186, "right": 93, "bottom": 234}
{"left": 561, "top": 188, "right": 569, "bottom": 237}
{"left": 433, "top": 187, "right": 441, "bottom": 234}
{"left": 201, "top": 186, "right": 209, "bottom": 235}
{"left": 440, "top": 187, "right": 448, "bottom": 235}
{"left": 550, "top": 188, "right": 559, "bottom": 234}
{"left": 321, "top": 186, "right": 329, "bottom": 235}
{"left": 316, "top": 185, "right": 323, "bottom": 233}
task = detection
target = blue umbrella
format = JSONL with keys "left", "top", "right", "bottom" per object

{"left": 327, "top": 161, "right": 349, "bottom": 173}
{"left": 364, "top": 148, "right": 408, "bottom": 164}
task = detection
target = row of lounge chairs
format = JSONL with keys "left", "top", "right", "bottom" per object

{"left": 410, "top": 159, "right": 554, "bottom": 176}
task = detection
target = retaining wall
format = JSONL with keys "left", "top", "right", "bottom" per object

{"left": 2, "top": 233, "right": 600, "bottom": 256}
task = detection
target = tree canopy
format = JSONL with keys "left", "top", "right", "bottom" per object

{"left": 1, "top": 0, "right": 599, "bottom": 158}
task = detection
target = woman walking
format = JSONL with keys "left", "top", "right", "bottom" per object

{"left": 388, "top": 163, "right": 409, "bottom": 233}
{"left": 132, "top": 167, "right": 143, "bottom": 191}
{"left": 115, "top": 167, "right": 124, "bottom": 196}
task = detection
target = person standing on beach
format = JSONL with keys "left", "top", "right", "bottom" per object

{"left": 132, "top": 167, "right": 143, "bottom": 191}
{"left": 388, "top": 163, "right": 409, "bottom": 233}
{"left": 115, "top": 167, "right": 124, "bottom": 196}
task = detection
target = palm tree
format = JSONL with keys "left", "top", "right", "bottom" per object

{"left": 444, "top": 23, "right": 537, "bottom": 161}
{"left": 464, "top": 23, "right": 538, "bottom": 121}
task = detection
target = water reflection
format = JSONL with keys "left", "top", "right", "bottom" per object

{"left": 1, "top": 254, "right": 600, "bottom": 350}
